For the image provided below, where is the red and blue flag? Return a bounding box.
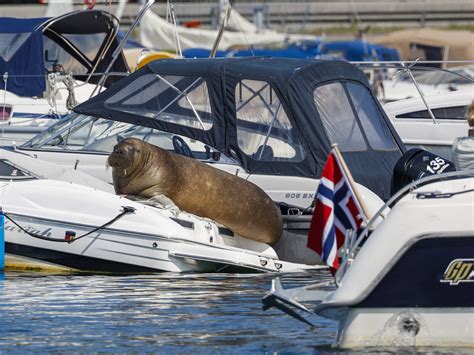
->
[307,150,365,270]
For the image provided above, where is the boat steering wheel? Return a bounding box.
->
[172,135,194,158]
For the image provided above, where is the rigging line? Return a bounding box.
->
[86,0,96,10]
[169,1,183,58]
[1,72,7,149]
[210,4,232,58]
[232,7,255,57]
[93,0,156,95]
[349,0,362,34]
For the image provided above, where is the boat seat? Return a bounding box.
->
[252,145,274,160]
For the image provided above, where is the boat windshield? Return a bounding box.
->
[22,112,226,161]
[413,66,474,87]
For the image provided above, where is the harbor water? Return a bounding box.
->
[0,270,469,353]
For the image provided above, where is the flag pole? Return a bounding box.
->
[331,143,371,221]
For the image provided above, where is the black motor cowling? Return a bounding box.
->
[391,148,456,194]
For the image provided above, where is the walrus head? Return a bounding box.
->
[108,138,170,196]
[108,138,144,177]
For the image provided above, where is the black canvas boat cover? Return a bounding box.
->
[75,57,405,200]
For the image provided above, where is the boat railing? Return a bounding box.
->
[1,71,128,118]
[335,169,474,285]
[351,60,474,67]
[352,60,474,86]
[351,59,474,123]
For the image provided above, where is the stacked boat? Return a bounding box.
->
[0,2,472,350]
[2,57,409,273]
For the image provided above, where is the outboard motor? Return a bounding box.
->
[391,148,456,194]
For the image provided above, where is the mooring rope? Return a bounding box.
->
[2,206,135,244]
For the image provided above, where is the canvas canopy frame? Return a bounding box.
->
[75,57,405,200]
[0,9,129,98]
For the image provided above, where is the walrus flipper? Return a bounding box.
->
[126,194,180,216]
[148,194,180,215]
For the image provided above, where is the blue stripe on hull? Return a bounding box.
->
[357,236,474,308]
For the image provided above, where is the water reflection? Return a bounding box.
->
[0,270,463,353]
[0,270,335,352]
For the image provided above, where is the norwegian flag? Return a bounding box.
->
[307,150,365,270]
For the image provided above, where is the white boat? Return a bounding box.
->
[0,149,323,273]
[0,9,130,145]
[263,170,474,347]
[139,5,313,52]
[358,61,474,104]
[384,88,474,159]
[356,61,473,161]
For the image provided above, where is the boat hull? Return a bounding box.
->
[263,175,474,348]
[4,213,221,273]
[336,307,474,348]
[2,179,322,273]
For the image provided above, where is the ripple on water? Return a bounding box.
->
[0,270,465,353]
[0,270,332,352]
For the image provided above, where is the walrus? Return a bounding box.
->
[107,138,283,244]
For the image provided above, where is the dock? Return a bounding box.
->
[5,255,76,273]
